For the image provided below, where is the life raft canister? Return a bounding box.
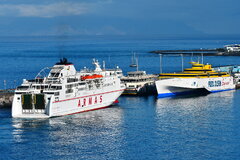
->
[81,74,103,80]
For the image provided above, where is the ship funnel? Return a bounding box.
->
[55,58,73,65]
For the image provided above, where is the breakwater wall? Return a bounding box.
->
[0,89,14,108]
[149,48,240,56]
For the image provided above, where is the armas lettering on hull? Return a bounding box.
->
[78,95,103,107]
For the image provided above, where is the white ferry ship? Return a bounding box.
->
[224,44,240,52]
[12,58,125,118]
[121,71,158,95]
[156,62,235,98]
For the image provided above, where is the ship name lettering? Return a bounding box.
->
[78,95,103,107]
[208,80,222,87]
[89,97,92,105]
[94,96,98,104]
[222,81,230,86]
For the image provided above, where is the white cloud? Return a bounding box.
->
[0,2,93,18]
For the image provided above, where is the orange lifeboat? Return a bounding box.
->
[81,74,103,80]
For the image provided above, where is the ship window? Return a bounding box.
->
[50,86,56,89]
[66,84,74,89]
[78,88,85,91]
[55,97,59,101]
[41,86,47,89]
[44,92,54,94]
[50,86,62,90]
[66,89,73,94]
[17,86,29,89]
[50,73,60,77]
[57,86,62,90]
[67,78,78,83]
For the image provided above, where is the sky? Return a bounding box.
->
[0,0,239,36]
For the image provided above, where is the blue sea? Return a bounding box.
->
[1,35,240,159]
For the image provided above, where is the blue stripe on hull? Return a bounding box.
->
[157,88,234,98]
[158,90,198,98]
[209,88,234,93]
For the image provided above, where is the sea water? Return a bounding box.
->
[0,35,240,159]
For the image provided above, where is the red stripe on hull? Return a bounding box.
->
[65,105,111,116]
[53,89,125,103]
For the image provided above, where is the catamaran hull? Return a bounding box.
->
[12,89,124,118]
[156,77,235,98]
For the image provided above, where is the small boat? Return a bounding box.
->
[121,71,158,95]
[129,53,137,67]
[123,55,158,95]
[224,44,240,52]
[12,58,125,118]
[155,61,235,98]
[129,64,137,67]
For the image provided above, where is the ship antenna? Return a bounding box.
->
[132,52,134,64]
[103,61,105,70]
[159,54,162,73]
[181,54,184,72]
[131,51,134,64]
[136,56,139,71]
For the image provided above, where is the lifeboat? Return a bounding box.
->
[81,74,103,80]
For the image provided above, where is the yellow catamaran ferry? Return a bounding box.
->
[155,61,235,98]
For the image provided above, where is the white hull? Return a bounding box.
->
[156,77,235,98]
[12,89,124,118]
[51,89,123,117]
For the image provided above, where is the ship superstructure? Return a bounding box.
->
[156,61,235,98]
[121,71,158,95]
[12,58,125,118]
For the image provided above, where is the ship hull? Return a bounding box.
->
[157,88,209,98]
[12,89,124,118]
[156,77,235,98]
